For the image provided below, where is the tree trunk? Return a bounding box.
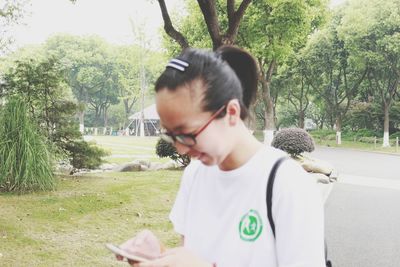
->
[95,107,101,126]
[104,106,108,128]
[335,116,342,145]
[157,0,189,49]
[260,61,276,145]
[244,106,256,133]
[383,103,390,147]
[299,110,305,129]
[78,110,85,134]
[261,79,275,145]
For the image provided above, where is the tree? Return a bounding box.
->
[45,34,120,128]
[240,0,328,143]
[159,0,328,144]
[1,53,107,170]
[273,55,312,129]
[339,0,400,146]
[0,0,27,53]
[157,0,252,50]
[301,9,368,144]
[111,45,140,125]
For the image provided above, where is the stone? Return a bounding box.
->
[55,161,73,175]
[100,163,117,171]
[299,155,334,176]
[118,163,142,172]
[309,173,330,184]
[161,161,178,170]
[148,162,163,171]
[140,165,149,171]
[131,159,151,168]
[329,168,339,182]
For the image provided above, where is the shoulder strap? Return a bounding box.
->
[266,157,287,238]
[266,157,332,266]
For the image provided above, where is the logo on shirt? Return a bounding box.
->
[239,209,263,242]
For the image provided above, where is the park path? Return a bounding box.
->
[309,146,400,267]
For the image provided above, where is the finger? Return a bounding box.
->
[115,254,124,261]
[137,256,172,267]
[128,259,140,266]
[160,246,183,256]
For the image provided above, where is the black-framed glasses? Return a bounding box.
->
[160,105,226,147]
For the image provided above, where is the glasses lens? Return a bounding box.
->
[175,135,196,146]
[160,133,174,144]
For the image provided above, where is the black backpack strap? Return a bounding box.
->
[266,157,332,266]
[266,157,287,238]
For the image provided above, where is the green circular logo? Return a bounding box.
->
[239,209,263,241]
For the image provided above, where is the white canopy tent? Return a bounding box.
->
[127,104,160,136]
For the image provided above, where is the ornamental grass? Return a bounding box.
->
[0,97,55,193]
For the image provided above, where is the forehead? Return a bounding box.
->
[156,81,205,131]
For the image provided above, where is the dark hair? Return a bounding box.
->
[154,45,258,119]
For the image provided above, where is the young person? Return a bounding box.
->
[122,46,325,267]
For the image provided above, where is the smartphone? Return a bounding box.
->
[105,243,150,262]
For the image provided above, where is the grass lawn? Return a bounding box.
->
[0,171,182,267]
[87,136,170,164]
[315,139,400,154]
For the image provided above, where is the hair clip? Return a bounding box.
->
[166,58,189,72]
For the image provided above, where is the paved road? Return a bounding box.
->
[310,146,400,180]
[309,147,400,267]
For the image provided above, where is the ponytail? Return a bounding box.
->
[215,46,259,112]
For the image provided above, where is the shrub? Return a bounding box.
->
[155,139,191,167]
[358,136,379,144]
[390,131,400,140]
[0,98,55,192]
[309,129,336,142]
[64,140,110,171]
[272,128,315,158]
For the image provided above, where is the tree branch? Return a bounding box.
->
[226,0,252,43]
[227,0,235,22]
[157,0,189,50]
[197,0,221,49]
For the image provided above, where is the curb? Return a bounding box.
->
[338,173,400,191]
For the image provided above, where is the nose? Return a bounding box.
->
[174,141,190,156]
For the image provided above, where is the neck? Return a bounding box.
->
[218,125,263,171]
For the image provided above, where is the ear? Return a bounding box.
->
[226,99,241,126]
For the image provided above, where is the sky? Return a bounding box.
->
[8,0,346,51]
[9,0,182,50]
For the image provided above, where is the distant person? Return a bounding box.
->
[114,46,325,267]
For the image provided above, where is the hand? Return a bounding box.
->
[134,247,212,267]
[113,229,162,265]
[115,254,140,266]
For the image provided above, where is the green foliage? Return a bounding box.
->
[44,34,120,127]
[1,53,108,170]
[390,131,400,139]
[338,0,400,136]
[0,98,55,193]
[275,103,298,129]
[357,136,379,144]
[44,34,165,128]
[155,138,191,167]
[341,129,379,144]
[64,140,109,171]
[309,129,336,141]
[272,128,315,157]
[0,0,28,53]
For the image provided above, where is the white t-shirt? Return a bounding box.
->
[169,146,325,267]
